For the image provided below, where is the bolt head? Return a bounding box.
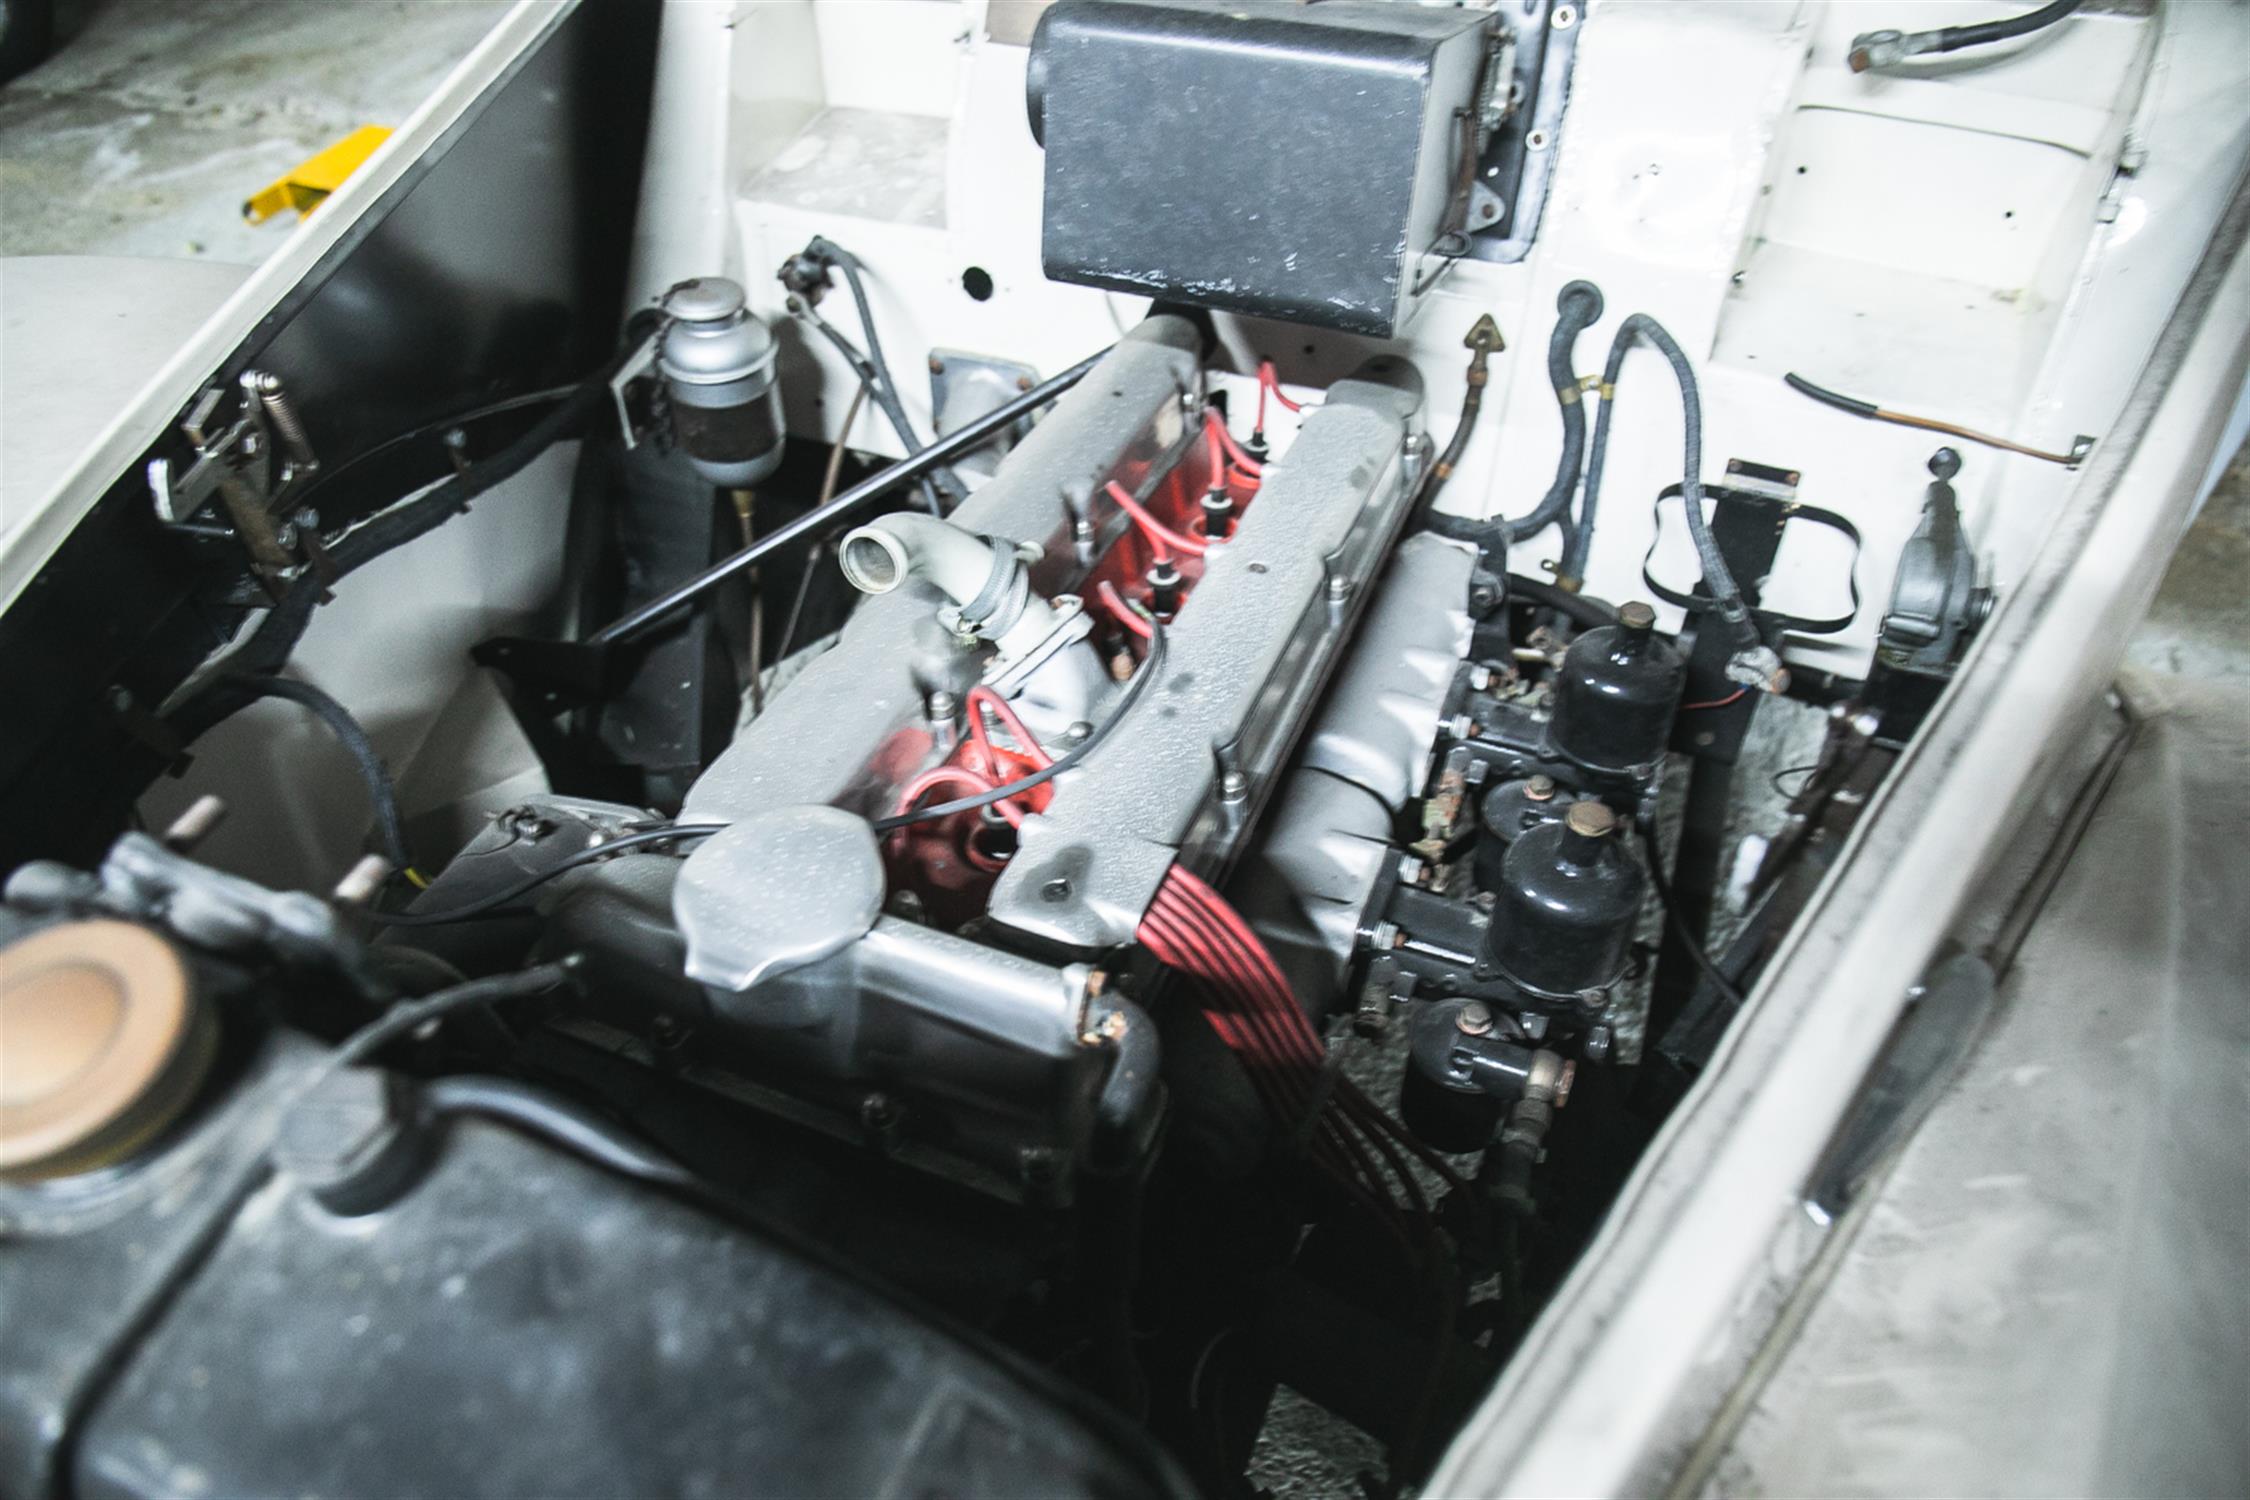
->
[1456,1002,1495,1036]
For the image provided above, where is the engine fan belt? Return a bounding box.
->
[1640,490,1863,638]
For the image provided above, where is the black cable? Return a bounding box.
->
[419,1075,694,1188]
[1782,371,1877,419]
[1504,573,1617,632]
[1769,763,1821,799]
[1851,0,2080,70]
[287,384,580,515]
[1636,817,1747,1011]
[166,314,661,744]
[1572,314,1756,646]
[217,674,412,871]
[1938,0,2081,50]
[369,824,723,927]
[871,615,1167,832]
[326,957,583,1070]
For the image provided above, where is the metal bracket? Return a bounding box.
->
[148,369,326,592]
[1469,0,1583,264]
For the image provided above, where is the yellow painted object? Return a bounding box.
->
[242,125,393,225]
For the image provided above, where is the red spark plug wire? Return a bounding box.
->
[1106,480,1204,559]
[1096,579,1153,639]
[1207,410,1264,481]
[1258,358,1304,414]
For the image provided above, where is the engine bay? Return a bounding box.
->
[3,0,2237,1494]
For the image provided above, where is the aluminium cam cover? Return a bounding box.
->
[988,363,1427,953]
[677,318,1200,830]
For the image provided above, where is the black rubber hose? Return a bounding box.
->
[797,304,946,517]
[217,674,411,870]
[1417,281,1603,549]
[1504,279,1606,545]
[1504,573,1617,632]
[166,315,660,744]
[1570,313,1755,644]
[806,236,966,509]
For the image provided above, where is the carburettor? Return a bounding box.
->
[1357,597,1687,1148]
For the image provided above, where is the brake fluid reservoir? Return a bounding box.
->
[658,277,783,488]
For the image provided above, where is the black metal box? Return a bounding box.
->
[1029,0,1496,337]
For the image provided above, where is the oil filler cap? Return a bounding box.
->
[0,920,215,1181]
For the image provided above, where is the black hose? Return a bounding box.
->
[1504,574,1616,632]
[797,303,946,517]
[805,236,965,510]
[1570,313,1755,644]
[1417,282,1603,552]
[166,315,660,744]
[420,1075,695,1188]
[370,823,723,927]
[217,675,412,871]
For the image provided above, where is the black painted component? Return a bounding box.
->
[1651,468,1815,1023]
[1472,776,1572,889]
[1482,804,1644,1000]
[1549,603,1686,777]
[671,389,782,474]
[1029,0,1495,335]
[2,1042,1185,1500]
[1400,1000,1541,1152]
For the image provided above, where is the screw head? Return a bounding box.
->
[1219,770,1249,802]
[1456,1002,1495,1036]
